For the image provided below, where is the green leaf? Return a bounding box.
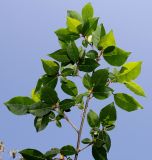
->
[41,59,59,76]
[114,93,143,112]
[78,58,99,72]
[82,17,99,36]
[56,120,62,128]
[29,102,52,117]
[45,148,60,159]
[67,10,82,22]
[92,69,109,87]
[92,24,106,48]
[55,28,80,41]
[61,68,74,77]
[61,79,78,96]
[81,138,92,144]
[48,49,71,63]
[124,81,145,97]
[87,109,100,128]
[60,145,76,156]
[92,145,107,160]
[86,50,98,59]
[67,41,79,63]
[98,131,111,152]
[34,115,49,132]
[99,102,116,127]
[103,47,131,66]
[67,17,81,33]
[83,73,93,90]
[35,75,58,93]
[82,3,94,22]
[31,89,40,102]
[116,61,142,82]
[93,86,113,100]
[4,97,35,115]
[98,30,116,50]
[19,149,45,160]
[59,99,75,111]
[40,86,58,105]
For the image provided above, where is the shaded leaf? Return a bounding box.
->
[60,145,76,156]
[86,50,98,59]
[67,10,82,22]
[81,138,92,144]
[45,148,60,159]
[114,93,143,112]
[59,99,75,110]
[92,145,107,160]
[83,73,93,90]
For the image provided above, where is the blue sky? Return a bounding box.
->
[0,0,152,159]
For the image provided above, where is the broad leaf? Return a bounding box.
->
[98,30,116,50]
[93,86,113,100]
[48,49,71,63]
[116,61,142,82]
[45,148,60,159]
[67,41,79,63]
[87,110,100,128]
[61,79,78,96]
[60,145,76,156]
[55,28,80,41]
[81,138,92,144]
[31,89,40,102]
[19,149,45,160]
[99,102,116,127]
[86,50,98,59]
[83,73,93,90]
[67,10,82,22]
[78,58,99,72]
[92,24,106,48]
[92,69,109,87]
[59,99,75,111]
[114,93,143,112]
[61,68,74,77]
[34,115,49,132]
[67,17,81,33]
[103,47,131,66]
[82,3,94,22]
[4,97,35,115]
[124,81,145,97]
[92,145,107,160]
[41,59,59,76]
[40,86,58,105]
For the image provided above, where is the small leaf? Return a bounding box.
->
[92,69,109,87]
[31,89,40,102]
[67,17,81,33]
[40,86,58,105]
[93,86,113,100]
[78,58,99,72]
[114,93,143,112]
[60,145,76,156]
[87,109,100,128]
[82,3,94,22]
[116,61,142,82]
[67,41,79,63]
[81,138,92,144]
[45,148,60,159]
[92,145,107,160]
[61,79,78,96]
[98,30,116,50]
[86,50,98,59]
[99,102,116,127]
[67,10,82,22]
[83,73,93,90]
[59,99,75,111]
[34,115,49,132]
[19,149,45,160]
[103,47,131,66]
[41,59,59,76]
[124,81,145,97]
[55,28,80,41]
[48,49,71,63]
[61,68,74,77]
[56,120,62,128]
[4,97,35,115]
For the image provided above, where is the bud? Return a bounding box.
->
[87,35,93,43]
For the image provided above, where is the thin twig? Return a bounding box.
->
[74,95,91,160]
[63,113,79,133]
[78,142,93,153]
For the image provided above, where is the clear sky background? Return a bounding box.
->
[0,0,152,159]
